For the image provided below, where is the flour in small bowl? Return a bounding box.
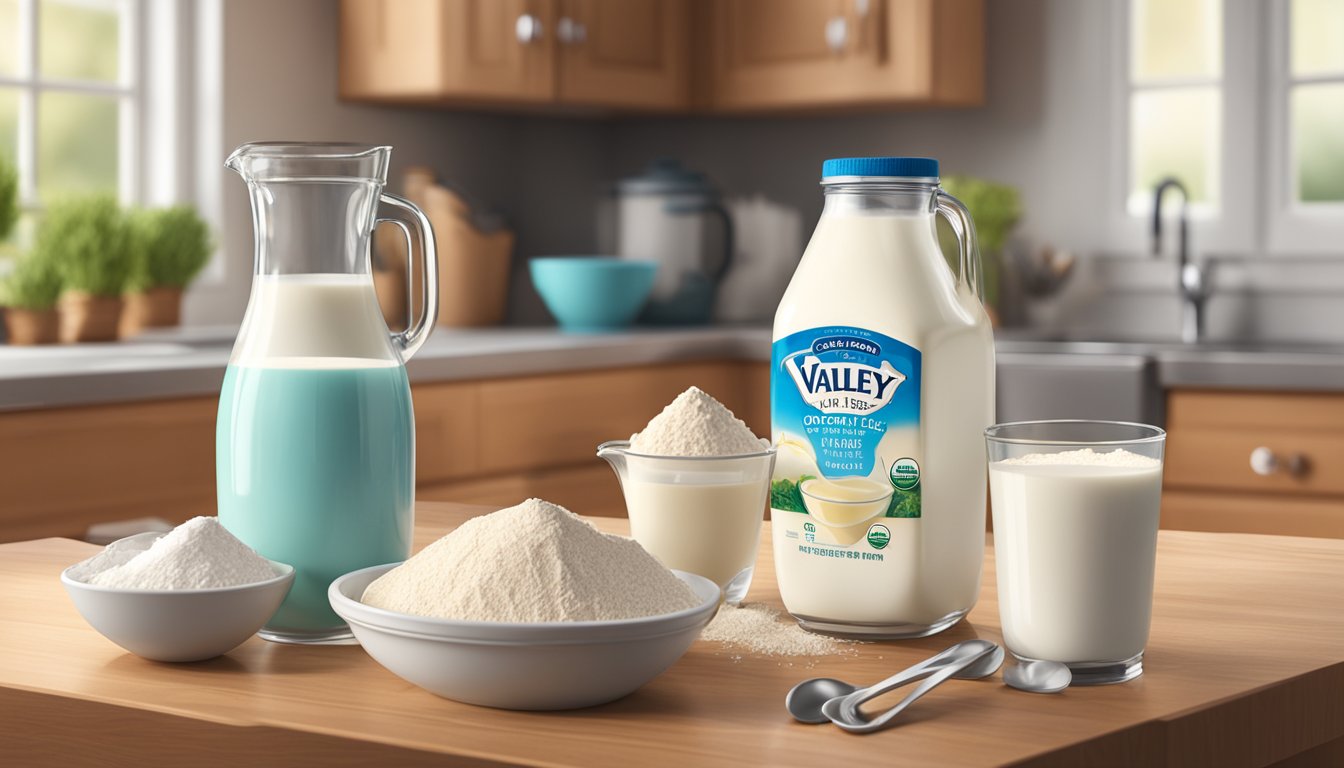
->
[71,516,278,590]
[630,386,764,457]
[361,498,703,622]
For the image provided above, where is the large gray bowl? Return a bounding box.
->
[330,563,721,710]
[61,532,293,663]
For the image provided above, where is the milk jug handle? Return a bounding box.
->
[377,193,440,361]
[934,191,985,303]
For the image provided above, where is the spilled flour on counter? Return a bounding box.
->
[361,498,702,622]
[74,516,277,590]
[630,386,764,457]
[701,602,859,661]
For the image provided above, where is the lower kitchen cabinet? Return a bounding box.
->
[0,360,769,542]
[1162,389,1344,539]
[420,464,626,517]
[0,397,218,543]
[10,367,1339,544]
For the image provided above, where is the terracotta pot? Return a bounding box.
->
[58,292,124,343]
[120,286,184,338]
[4,307,59,345]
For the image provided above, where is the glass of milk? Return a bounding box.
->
[597,441,776,604]
[985,420,1166,685]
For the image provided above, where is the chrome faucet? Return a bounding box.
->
[1151,177,1206,343]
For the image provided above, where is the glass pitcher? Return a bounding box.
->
[217,143,438,644]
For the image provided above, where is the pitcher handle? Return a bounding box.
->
[377,193,439,361]
[934,190,985,304]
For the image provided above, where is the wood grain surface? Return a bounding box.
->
[1,502,1342,767]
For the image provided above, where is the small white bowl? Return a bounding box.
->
[61,533,294,663]
[330,564,721,710]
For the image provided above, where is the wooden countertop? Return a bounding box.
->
[2,502,1342,767]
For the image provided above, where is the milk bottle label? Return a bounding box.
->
[772,326,922,550]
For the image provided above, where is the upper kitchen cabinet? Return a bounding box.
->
[339,0,982,113]
[555,0,691,110]
[339,0,688,111]
[339,0,554,105]
[709,0,984,112]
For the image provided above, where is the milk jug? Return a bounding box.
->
[770,157,993,637]
[218,143,439,643]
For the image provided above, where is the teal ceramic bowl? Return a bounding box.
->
[530,257,658,332]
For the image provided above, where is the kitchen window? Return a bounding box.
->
[0,0,139,208]
[0,0,213,261]
[1112,0,1344,257]
[1126,0,1223,215]
[1266,0,1344,252]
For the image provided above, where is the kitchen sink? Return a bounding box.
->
[995,342,1162,426]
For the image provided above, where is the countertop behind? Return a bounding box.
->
[0,326,772,411]
[1,325,1341,411]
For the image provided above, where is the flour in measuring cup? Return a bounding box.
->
[630,386,764,457]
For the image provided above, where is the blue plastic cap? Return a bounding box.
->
[822,157,939,179]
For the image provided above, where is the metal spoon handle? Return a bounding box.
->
[835,640,985,719]
[833,647,993,734]
[837,643,967,714]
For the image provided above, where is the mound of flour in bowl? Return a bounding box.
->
[361,498,702,622]
[630,386,763,456]
[75,516,277,590]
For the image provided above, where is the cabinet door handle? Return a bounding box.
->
[825,16,848,54]
[557,16,587,45]
[515,13,543,44]
[1250,446,1309,477]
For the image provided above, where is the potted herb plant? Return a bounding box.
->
[0,156,61,344]
[2,254,62,345]
[0,155,17,258]
[38,195,134,343]
[121,205,212,336]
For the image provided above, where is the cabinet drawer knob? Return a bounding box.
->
[516,13,543,45]
[825,16,848,54]
[557,17,587,45]
[1250,446,1309,477]
[1250,446,1278,476]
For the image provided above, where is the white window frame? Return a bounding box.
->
[1265,0,1344,255]
[1,0,142,207]
[1104,0,1260,259]
[0,0,224,284]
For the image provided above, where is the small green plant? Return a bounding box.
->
[940,176,1022,255]
[0,156,17,242]
[938,176,1022,310]
[2,253,62,310]
[126,205,212,291]
[35,195,133,297]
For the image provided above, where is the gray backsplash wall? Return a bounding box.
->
[609,0,1111,259]
[187,0,611,326]
[193,0,1341,341]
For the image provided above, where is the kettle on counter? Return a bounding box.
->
[599,159,734,325]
